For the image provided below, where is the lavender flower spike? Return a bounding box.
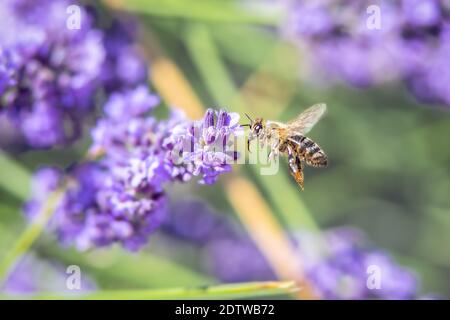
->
[25,88,243,251]
[164,108,243,184]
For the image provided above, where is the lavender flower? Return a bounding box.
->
[101,19,148,92]
[164,109,243,184]
[0,0,149,148]
[296,228,419,299]
[25,86,242,251]
[0,0,105,147]
[25,162,167,251]
[0,48,16,96]
[283,0,450,106]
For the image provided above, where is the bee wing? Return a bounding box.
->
[286,103,327,135]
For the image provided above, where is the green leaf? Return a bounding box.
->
[4,281,298,300]
[0,151,31,201]
[114,0,280,25]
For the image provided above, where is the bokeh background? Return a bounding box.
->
[1,0,450,299]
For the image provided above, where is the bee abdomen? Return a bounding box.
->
[306,149,327,167]
[295,136,327,167]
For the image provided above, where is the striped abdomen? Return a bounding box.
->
[289,135,327,167]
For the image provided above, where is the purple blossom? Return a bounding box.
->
[25,86,242,251]
[0,0,105,147]
[103,85,160,120]
[164,109,243,184]
[292,228,419,299]
[283,0,450,106]
[0,48,17,95]
[162,199,235,243]
[0,0,150,148]
[25,162,167,251]
[101,19,148,92]
[205,237,276,283]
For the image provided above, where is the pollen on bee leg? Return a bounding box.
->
[294,171,305,191]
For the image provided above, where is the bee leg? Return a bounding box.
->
[287,145,304,191]
[268,140,280,163]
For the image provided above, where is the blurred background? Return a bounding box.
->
[0,0,449,299]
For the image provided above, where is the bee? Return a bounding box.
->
[242,103,328,190]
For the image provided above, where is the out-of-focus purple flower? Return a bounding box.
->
[0,48,17,96]
[283,0,450,106]
[205,237,276,283]
[199,219,419,299]
[162,199,235,243]
[292,228,419,299]
[101,19,148,92]
[103,85,160,120]
[0,0,105,148]
[164,109,243,184]
[402,0,441,27]
[0,0,150,148]
[2,253,96,295]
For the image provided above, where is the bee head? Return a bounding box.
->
[242,114,264,152]
[251,118,264,137]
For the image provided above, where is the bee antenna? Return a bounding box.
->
[244,113,253,124]
[240,124,251,128]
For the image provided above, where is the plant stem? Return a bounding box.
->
[104,0,281,26]
[0,188,65,285]
[3,281,298,300]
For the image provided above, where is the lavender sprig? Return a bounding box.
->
[25,87,242,251]
[164,109,243,184]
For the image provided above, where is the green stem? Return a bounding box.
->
[0,188,64,284]
[3,281,298,300]
[112,0,281,26]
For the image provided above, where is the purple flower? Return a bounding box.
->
[25,162,167,251]
[103,85,160,120]
[101,19,148,92]
[0,0,150,148]
[164,109,243,184]
[283,0,450,106]
[0,0,104,147]
[0,48,17,95]
[402,0,441,27]
[162,199,235,243]
[205,237,276,283]
[25,87,242,251]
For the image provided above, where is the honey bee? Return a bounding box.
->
[242,103,328,190]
